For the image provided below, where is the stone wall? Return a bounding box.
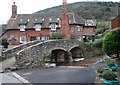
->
[15,40,81,69]
[1,40,43,59]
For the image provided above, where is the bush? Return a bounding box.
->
[96,21,110,35]
[107,59,115,67]
[97,67,104,74]
[70,34,78,40]
[50,33,65,39]
[103,71,117,80]
[94,38,103,48]
[80,42,105,57]
[0,38,8,42]
[0,38,8,44]
[102,30,120,56]
[43,55,50,63]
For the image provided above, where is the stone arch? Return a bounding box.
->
[50,48,70,63]
[69,45,80,52]
[49,47,67,53]
[69,46,83,59]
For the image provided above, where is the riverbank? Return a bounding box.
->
[0,55,109,73]
[55,55,109,67]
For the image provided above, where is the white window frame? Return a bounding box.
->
[34,24,41,31]
[50,23,57,31]
[37,37,40,40]
[77,26,81,32]
[19,24,25,31]
[20,36,26,44]
[41,36,48,40]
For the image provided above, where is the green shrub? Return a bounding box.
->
[0,38,8,42]
[50,33,65,39]
[97,67,104,74]
[0,38,8,44]
[94,38,103,48]
[103,71,117,80]
[96,21,110,35]
[70,34,78,40]
[43,55,50,63]
[107,59,115,67]
[103,30,120,56]
[80,42,105,57]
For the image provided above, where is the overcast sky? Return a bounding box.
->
[0,0,119,24]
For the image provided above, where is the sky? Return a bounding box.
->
[0,0,119,24]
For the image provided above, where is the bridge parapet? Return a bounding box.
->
[16,40,81,69]
[1,40,43,59]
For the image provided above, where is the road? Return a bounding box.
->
[16,66,96,84]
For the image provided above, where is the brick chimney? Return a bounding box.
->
[60,0,70,39]
[11,2,17,18]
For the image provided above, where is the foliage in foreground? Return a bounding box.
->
[106,58,116,67]
[81,42,105,58]
[103,71,117,80]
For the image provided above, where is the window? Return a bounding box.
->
[37,37,40,40]
[30,36,36,41]
[34,24,41,31]
[77,26,81,32]
[50,23,57,31]
[20,36,26,44]
[41,36,48,40]
[19,24,25,31]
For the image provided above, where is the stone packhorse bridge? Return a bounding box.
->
[15,40,82,69]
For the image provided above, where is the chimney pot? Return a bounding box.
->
[13,2,15,5]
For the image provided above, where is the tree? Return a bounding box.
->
[103,29,120,57]
[102,28,120,79]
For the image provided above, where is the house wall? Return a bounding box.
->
[5,24,96,45]
[6,29,51,45]
[25,29,50,41]
[69,25,83,34]
[83,26,96,35]
[69,24,84,41]
[111,16,120,29]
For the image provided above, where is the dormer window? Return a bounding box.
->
[19,24,25,31]
[50,23,58,31]
[34,23,41,31]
